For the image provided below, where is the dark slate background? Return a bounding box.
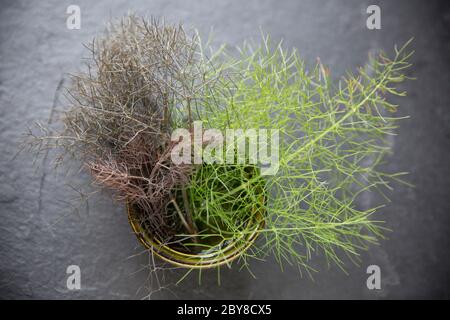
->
[0,0,449,299]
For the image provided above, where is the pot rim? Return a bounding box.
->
[127,203,265,269]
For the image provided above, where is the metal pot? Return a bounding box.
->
[127,203,264,269]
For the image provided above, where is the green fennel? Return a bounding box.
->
[175,36,413,275]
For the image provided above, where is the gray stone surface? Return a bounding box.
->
[0,0,449,299]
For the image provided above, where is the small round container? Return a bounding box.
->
[127,204,264,269]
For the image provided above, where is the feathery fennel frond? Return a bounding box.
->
[186,38,413,272]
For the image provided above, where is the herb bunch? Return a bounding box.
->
[28,15,220,241]
[27,14,413,276]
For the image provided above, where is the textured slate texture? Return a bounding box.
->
[0,0,449,299]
